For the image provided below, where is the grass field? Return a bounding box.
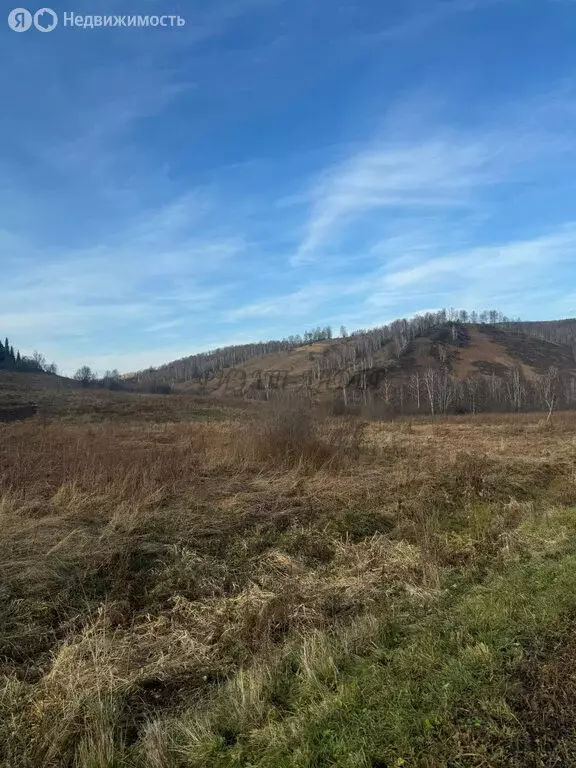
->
[2,391,576,766]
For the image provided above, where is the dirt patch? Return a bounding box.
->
[0,404,38,423]
[451,327,534,380]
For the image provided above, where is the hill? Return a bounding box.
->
[128,313,576,415]
[0,370,80,422]
[0,370,78,392]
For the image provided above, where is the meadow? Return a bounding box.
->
[2,391,576,766]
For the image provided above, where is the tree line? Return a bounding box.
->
[72,366,124,390]
[127,325,336,389]
[331,364,572,419]
[0,337,57,374]
[180,355,574,418]
[0,334,127,391]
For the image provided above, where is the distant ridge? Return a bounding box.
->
[125,311,576,414]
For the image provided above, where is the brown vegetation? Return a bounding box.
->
[2,390,576,766]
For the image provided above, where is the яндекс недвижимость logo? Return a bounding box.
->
[8,7,58,31]
[7,8,185,30]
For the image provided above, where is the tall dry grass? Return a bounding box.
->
[231,400,365,470]
[1,395,576,766]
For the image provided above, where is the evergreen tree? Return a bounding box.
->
[0,334,53,372]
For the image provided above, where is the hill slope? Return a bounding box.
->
[129,320,576,413]
[0,371,80,421]
[0,370,79,395]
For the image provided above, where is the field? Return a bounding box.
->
[2,390,576,766]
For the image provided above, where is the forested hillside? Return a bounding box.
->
[129,311,515,386]
[127,310,576,415]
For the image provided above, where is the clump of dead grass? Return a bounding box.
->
[232,400,364,471]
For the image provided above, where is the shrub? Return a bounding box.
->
[238,399,363,471]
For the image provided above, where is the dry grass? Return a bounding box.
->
[2,392,576,766]
[231,400,365,471]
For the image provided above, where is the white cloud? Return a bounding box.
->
[0,187,247,371]
[228,224,576,328]
[291,138,497,265]
[289,77,576,269]
[381,225,576,291]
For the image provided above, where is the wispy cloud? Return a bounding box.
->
[291,138,497,265]
[230,224,576,332]
[0,186,248,372]
[375,225,576,299]
[290,83,576,267]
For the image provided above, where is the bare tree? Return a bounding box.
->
[424,368,436,415]
[509,367,524,412]
[101,369,121,389]
[74,365,96,387]
[394,332,409,357]
[383,377,391,405]
[32,351,46,371]
[409,372,421,410]
[541,366,559,421]
[437,369,455,414]
[466,379,479,415]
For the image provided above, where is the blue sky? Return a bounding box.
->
[3,0,576,374]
